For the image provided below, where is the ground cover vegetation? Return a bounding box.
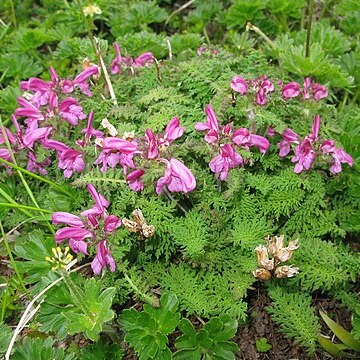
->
[0,0,359,359]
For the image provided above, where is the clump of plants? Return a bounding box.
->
[0,0,359,359]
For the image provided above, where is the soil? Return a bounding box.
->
[234,282,357,360]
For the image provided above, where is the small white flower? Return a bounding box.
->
[83,4,102,17]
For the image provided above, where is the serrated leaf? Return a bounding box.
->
[14,230,54,284]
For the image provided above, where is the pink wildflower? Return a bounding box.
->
[231,76,247,95]
[91,240,116,274]
[209,143,243,180]
[126,169,145,192]
[195,105,220,144]
[282,82,301,99]
[156,158,196,194]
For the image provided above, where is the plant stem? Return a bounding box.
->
[0,158,77,201]
[305,0,315,58]
[0,203,52,213]
[94,36,118,106]
[123,271,156,306]
[0,221,30,299]
[0,187,32,218]
[9,0,17,29]
[339,91,349,112]
[247,22,276,50]
[203,26,211,46]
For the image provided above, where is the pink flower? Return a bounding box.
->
[52,211,94,255]
[145,129,159,159]
[156,158,196,194]
[321,140,353,174]
[145,118,185,159]
[81,183,110,218]
[132,52,153,67]
[328,148,353,174]
[58,97,87,126]
[163,117,185,143]
[104,215,122,233]
[15,97,44,121]
[126,169,145,192]
[26,152,51,175]
[195,105,220,144]
[278,129,299,157]
[231,76,247,95]
[231,128,270,154]
[282,82,301,99]
[94,149,121,173]
[209,143,243,180]
[79,111,104,146]
[292,139,316,173]
[22,126,52,149]
[62,66,99,96]
[102,137,138,153]
[111,42,122,74]
[91,240,115,274]
[58,149,85,178]
[253,76,274,106]
[44,139,85,178]
[312,83,328,101]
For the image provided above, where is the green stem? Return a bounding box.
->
[0,221,30,299]
[0,118,54,234]
[0,203,52,213]
[305,0,315,58]
[9,0,17,29]
[339,91,349,112]
[0,158,77,201]
[0,187,32,218]
[61,271,95,322]
[123,271,156,306]
[247,22,276,50]
[203,26,211,46]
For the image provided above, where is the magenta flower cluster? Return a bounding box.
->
[195,105,270,180]
[231,75,328,105]
[52,184,121,274]
[0,66,99,177]
[273,115,353,174]
[93,117,196,194]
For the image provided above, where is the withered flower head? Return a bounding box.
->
[255,245,274,270]
[253,268,272,281]
[267,235,284,257]
[275,265,299,278]
[123,209,155,238]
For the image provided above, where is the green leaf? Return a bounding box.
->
[319,311,360,351]
[80,341,123,360]
[255,337,272,352]
[317,335,347,357]
[61,278,115,341]
[14,230,54,284]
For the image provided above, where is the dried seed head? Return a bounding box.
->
[255,245,274,270]
[253,268,272,281]
[267,235,285,257]
[132,209,145,227]
[142,224,155,238]
[275,265,299,278]
[122,218,139,233]
[101,118,118,136]
[123,209,155,238]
